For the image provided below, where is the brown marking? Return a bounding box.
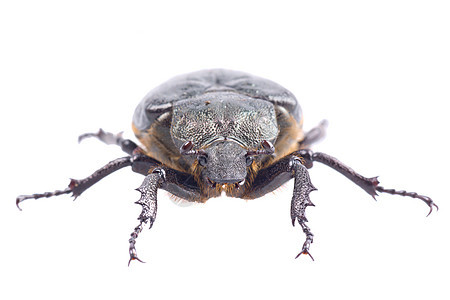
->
[132,120,188,173]
[259,107,303,170]
[244,160,260,191]
[131,104,305,203]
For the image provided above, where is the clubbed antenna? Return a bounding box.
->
[246,140,275,156]
[179,141,207,156]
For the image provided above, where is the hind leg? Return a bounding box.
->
[299,120,328,148]
[78,128,143,155]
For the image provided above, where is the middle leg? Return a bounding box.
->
[298,150,438,215]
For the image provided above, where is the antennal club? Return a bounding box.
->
[246,140,275,156]
[180,141,207,156]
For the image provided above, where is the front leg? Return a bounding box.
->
[128,168,165,265]
[16,153,205,264]
[244,156,317,260]
[290,157,317,260]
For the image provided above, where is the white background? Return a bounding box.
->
[1,1,449,299]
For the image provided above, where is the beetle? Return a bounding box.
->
[17,69,437,264]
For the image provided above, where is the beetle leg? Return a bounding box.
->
[375,187,438,217]
[131,155,203,200]
[16,156,133,210]
[15,188,72,210]
[129,168,165,266]
[299,120,328,148]
[79,128,143,155]
[290,157,317,260]
[299,150,438,216]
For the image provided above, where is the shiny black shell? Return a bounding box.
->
[133,69,302,132]
[132,69,304,173]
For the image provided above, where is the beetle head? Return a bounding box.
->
[180,140,274,186]
[200,140,249,184]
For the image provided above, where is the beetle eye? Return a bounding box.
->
[246,156,253,166]
[198,155,208,166]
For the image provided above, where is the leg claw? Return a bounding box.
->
[426,202,439,217]
[295,249,315,261]
[128,248,146,266]
[128,256,145,266]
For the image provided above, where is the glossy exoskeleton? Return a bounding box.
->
[17,69,437,264]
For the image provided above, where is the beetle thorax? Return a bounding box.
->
[171,92,278,150]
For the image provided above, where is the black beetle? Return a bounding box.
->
[17,69,437,264]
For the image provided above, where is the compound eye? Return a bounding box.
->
[245,156,253,166]
[198,155,208,166]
